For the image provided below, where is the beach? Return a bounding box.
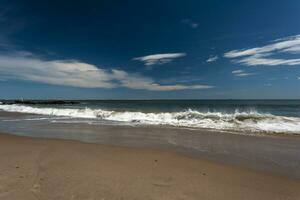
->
[1,132,300,200]
[0,101,300,199]
[1,0,300,199]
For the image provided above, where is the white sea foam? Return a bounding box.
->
[0,104,299,134]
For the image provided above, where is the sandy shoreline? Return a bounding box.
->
[0,133,300,200]
[1,114,300,179]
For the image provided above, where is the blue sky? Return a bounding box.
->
[0,0,300,99]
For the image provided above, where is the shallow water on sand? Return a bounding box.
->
[0,111,300,179]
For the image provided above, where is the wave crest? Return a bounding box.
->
[0,104,299,134]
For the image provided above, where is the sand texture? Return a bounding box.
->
[0,133,300,200]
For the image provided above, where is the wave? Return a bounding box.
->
[0,104,299,134]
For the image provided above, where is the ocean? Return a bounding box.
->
[0,100,299,134]
[1,99,300,177]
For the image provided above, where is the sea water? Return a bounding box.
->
[0,100,299,134]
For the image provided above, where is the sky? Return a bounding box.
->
[0,0,300,99]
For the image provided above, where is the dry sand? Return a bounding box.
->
[0,133,300,200]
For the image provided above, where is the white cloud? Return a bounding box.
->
[234,73,256,77]
[206,55,218,63]
[0,52,213,91]
[133,53,186,66]
[234,54,300,66]
[181,19,199,29]
[297,77,300,80]
[224,34,300,66]
[232,69,255,77]
[232,70,244,74]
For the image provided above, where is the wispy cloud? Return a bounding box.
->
[206,55,218,63]
[235,73,256,77]
[181,19,199,29]
[0,52,213,91]
[160,76,203,84]
[232,70,244,74]
[224,34,300,66]
[232,70,255,77]
[133,53,186,66]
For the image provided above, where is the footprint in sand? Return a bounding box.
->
[152,176,173,187]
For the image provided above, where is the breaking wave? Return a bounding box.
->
[0,104,299,134]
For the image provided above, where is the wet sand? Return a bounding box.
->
[0,133,300,200]
[1,115,300,178]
